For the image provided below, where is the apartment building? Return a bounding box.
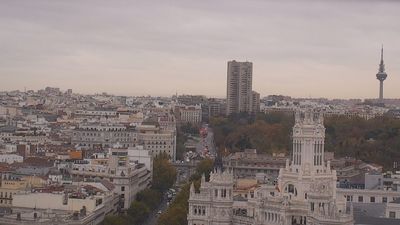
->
[0,182,119,225]
[137,125,176,160]
[69,153,151,210]
[226,60,253,115]
[0,172,47,207]
[252,91,260,113]
[176,105,202,125]
[71,123,137,149]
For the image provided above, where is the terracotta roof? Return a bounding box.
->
[236,179,258,190]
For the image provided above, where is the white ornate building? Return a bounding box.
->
[188,109,354,225]
[70,152,151,210]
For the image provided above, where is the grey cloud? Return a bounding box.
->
[0,0,399,98]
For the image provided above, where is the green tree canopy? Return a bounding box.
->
[194,158,214,181]
[101,215,128,225]
[152,153,177,192]
[211,112,293,155]
[136,188,162,210]
[127,201,150,224]
[157,205,188,225]
[157,159,214,225]
[211,112,400,170]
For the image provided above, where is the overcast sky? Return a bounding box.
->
[0,0,399,99]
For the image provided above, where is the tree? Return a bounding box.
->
[211,113,293,155]
[157,205,188,225]
[152,153,177,192]
[195,158,214,181]
[127,201,150,224]
[323,115,400,170]
[157,159,213,225]
[136,189,162,210]
[211,112,400,170]
[103,153,180,225]
[157,183,190,225]
[101,215,128,225]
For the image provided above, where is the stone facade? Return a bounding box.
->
[69,154,151,210]
[71,124,176,160]
[71,124,137,149]
[222,149,286,179]
[188,109,354,225]
[136,125,176,161]
[176,105,202,125]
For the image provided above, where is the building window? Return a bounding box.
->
[370,196,375,203]
[121,186,125,192]
[383,197,387,203]
[389,211,396,218]
[215,189,218,197]
[358,196,363,202]
[222,189,227,198]
[287,184,295,194]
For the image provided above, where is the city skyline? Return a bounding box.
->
[1,0,399,99]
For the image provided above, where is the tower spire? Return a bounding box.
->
[376,45,388,104]
[379,44,386,73]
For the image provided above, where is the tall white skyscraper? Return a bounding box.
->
[226,60,253,116]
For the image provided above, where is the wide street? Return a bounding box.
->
[195,124,216,158]
[143,124,217,224]
[142,191,170,225]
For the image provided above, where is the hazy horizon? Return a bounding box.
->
[1,0,399,99]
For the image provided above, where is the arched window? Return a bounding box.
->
[285,184,297,196]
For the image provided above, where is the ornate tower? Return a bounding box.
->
[277,108,353,225]
[278,109,333,203]
[376,46,388,103]
[187,169,234,225]
[291,110,325,173]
